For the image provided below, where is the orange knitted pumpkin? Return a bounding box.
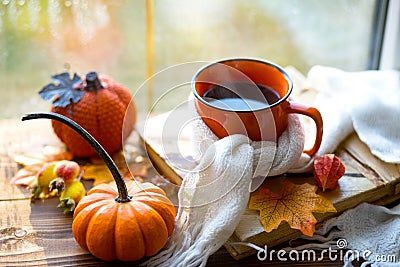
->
[39,72,136,158]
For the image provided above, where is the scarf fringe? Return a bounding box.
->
[143,223,219,267]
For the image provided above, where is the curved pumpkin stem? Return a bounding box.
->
[22,112,132,203]
[85,72,103,92]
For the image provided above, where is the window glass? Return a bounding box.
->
[0,0,376,118]
[154,0,376,71]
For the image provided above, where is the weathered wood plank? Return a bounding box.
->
[0,198,138,266]
[0,119,62,157]
[0,156,32,201]
[0,119,63,201]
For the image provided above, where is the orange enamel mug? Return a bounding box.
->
[191,58,323,157]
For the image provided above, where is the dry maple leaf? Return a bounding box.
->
[249,180,336,236]
[83,151,151,186]
[83,163,150,186]
[82,164,115,186]
[83,152,128,185]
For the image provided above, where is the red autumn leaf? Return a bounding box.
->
[249,180,336,236]
[314,154,346,192]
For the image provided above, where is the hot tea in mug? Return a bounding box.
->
[202,81,280,111]
[192,58,323,156]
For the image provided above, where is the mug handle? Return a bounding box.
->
[284,102,323,157]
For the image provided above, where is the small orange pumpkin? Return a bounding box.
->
[22,112,176,262]
[39,72,136,158]
[72,181,175,261]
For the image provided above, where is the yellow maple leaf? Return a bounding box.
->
[249,180,336,236]
[82,164,115,186]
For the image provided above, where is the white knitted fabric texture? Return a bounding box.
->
[312,66,400,164]
[290,202,400,267]
[144,108,306,267]
[292,66,400,173]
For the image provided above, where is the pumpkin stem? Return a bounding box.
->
[22,112,132,203]
[85,72,103,92]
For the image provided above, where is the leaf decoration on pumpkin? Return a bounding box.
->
[39,72,84,107]
[249,180,336,236]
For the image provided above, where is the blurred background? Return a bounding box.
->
[0,0,380,118]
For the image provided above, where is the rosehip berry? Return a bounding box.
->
[58,181,86,214]
[54,160,81,184]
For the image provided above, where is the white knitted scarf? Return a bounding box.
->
[144,110,306,267]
